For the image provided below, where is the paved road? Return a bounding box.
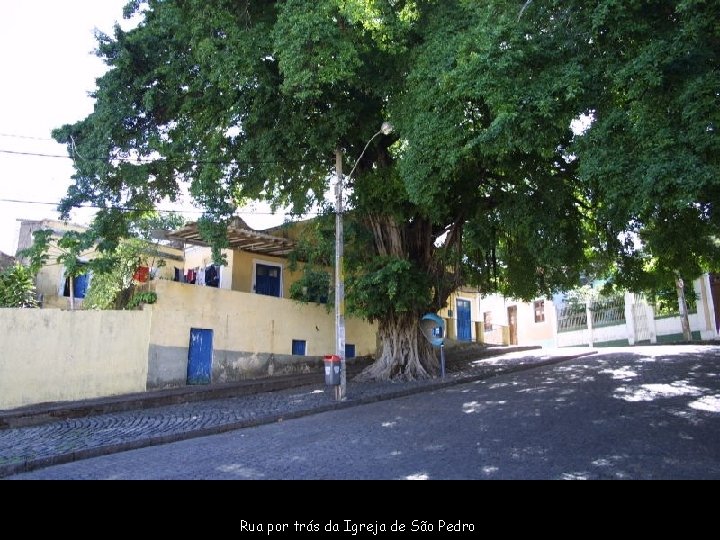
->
[7,345,720,479]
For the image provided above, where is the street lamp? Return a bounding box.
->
[334,121,393,401]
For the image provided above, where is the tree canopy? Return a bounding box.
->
[54,0,720,378]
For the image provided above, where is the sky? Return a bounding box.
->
[0,1,284,257]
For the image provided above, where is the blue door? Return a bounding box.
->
[187,328,213,385]
[255,264,281,297]
[456,299,472,341]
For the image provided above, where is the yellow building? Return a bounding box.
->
[142,217,378,388]
[15,218,183,309]
[168,217,306,297]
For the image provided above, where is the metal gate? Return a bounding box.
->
[632,295,652,343]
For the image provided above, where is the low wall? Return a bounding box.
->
[0,309,151,410]
[146,281,378,389]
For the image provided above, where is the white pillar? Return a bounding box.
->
[696,274,717,340]
[624,291,636,346]
[646,297,657,344]
[550,299,559,348]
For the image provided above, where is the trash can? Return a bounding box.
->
[323,355,342,386]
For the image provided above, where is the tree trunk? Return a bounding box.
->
[352,211,460,382]
[69,275,75,311]
[675,275,692,342]
[355,312,439,382]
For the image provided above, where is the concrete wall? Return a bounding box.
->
[0,309,150,410]
[146,280,377,388]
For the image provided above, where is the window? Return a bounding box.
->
[345,344,356,359]
[292,340,306,356]
[205,264,220,287]
[483,311,493,331]
[534,300,545,323]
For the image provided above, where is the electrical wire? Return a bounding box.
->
[0,133,55,142]
[0,148,316,166]
[0,197,323,216]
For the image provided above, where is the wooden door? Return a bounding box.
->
[507,306,518,345]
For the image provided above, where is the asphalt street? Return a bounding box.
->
[7,345,720,479]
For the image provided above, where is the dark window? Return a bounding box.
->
[205,264,220,287]
[345,344,356,359]
[292,340,306,356]
[534,300,545,323]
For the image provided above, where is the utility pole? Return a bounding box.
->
[334,149,347,401]
[332,123,393,402]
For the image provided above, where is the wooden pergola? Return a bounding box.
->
[165,217,297,257]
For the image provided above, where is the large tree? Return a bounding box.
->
[497,0,720,337]
[54,0,618,380]
[53,0,594,379]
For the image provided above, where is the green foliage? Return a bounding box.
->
[83,238,147,309]
[286,216,334,306]
[18,229,52,275]
[84,212,182,309]
[289,267,331,305]
[126,291,157,310]
[346,256,433,323]
[55,230,96,283]
[0,264,38,308]
[53,1,720,345]
[652,285,698,317]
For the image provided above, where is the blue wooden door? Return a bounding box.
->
[256,264,281,297]
[456,299,472,341]
[187,328,213,385]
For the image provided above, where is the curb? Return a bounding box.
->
[0,350,596,478]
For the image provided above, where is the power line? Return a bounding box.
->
[0,148,317,166]
[0,197,323,216]
[0,149,73,160]
[0,133,55,142]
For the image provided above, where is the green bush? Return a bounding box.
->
[0,264,39,308]
[126,291,157,310]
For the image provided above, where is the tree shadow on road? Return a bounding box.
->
[391,345,720,480]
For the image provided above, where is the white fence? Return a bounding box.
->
[554,292,709,347]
